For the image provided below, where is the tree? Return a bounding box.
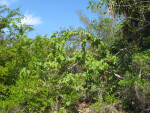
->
[0,5,34,103]
[76,6,118,46]
[89,0,150,49]
[88,0,150,112]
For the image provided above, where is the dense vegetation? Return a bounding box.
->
[0,0,150,112]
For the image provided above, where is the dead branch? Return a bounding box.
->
[105,71,123,79]
[115,48,127,56]
[139,69,142,79]
[68,61,79,69]
[114,73,122,79]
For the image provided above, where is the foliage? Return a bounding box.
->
[76,8,118,47]
[0,1,150,112]
[88,0,150,112]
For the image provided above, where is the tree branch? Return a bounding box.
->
[68,61,79,69]
[105,71,123,79]
[114,73,122,79]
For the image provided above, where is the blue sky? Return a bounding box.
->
[0,0,96,38]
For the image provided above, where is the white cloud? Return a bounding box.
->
[0,0,17,6]
[0,0,8,6]
[21,14,42,25]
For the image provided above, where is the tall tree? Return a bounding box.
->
[76,8,118,46]
[88,0,150,112]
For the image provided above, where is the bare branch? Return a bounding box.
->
[115,48,127,56]
[105,71,123,79]
[68,61,79,69]
[139,69,142,79]
[114,73,122,79]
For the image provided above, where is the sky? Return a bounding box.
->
[0,0,97,38]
